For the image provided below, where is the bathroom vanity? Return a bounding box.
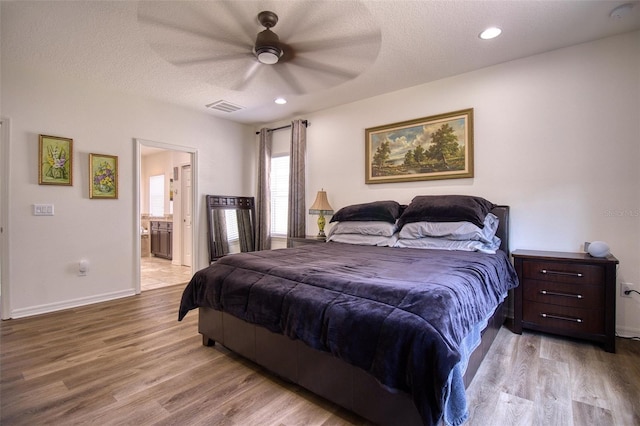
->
[150,220,172,260]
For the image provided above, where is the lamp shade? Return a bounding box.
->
[309,190,333,215]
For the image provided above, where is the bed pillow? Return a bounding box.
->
[330,200,402,224]
[397,195,495,229]
[328,233,399,247]
[398,213,499,243]
[394,235,501,254]
[328,221,397,237]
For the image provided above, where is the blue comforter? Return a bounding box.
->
[179,243,518,425]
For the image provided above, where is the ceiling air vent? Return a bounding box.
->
[205,100,244,113]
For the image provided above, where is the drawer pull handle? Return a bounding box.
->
[540,290,583,299]
[540,313,583,323]
[540,269,583,278]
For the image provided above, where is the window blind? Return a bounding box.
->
[149,175,165,217]
[271,155,289,236]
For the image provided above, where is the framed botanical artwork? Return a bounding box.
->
[365,108,474,184]
[38,135,73,185]
[89,153,118,199]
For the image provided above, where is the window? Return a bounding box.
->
[224,209,239,242]
[270,155,289,236]
[149,175,164,217]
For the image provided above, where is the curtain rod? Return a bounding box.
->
[255,120,309,135]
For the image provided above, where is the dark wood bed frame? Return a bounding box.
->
[197,206,510,425]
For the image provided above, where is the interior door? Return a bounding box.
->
[181,165,192,267]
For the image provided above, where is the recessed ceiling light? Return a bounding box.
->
[479,27,502,40]
[274,97,287,105]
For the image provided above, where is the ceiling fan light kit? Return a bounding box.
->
[256,43,282,65]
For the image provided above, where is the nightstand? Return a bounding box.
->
[288,236,327,248]
[512,250,618,353]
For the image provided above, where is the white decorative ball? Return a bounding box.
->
[587,241,610,258]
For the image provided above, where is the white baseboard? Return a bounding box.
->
[9,289,136,319]
[616,325,640,339]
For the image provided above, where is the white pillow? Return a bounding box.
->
[327,221,397,237]
[394,235,501,254]
[398,213,499,244]
[327,233,399,246]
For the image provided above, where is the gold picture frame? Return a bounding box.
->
[38,135,73,185]
[89,153,118,199]
[365,108,474,184]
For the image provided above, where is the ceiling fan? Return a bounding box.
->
[137,1,382,96]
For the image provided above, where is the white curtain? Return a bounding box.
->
[256,128,272,250]
[287,120,306,243]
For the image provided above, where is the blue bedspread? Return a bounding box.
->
[179,243,518,425]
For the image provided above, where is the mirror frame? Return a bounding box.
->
[205,195,256,263]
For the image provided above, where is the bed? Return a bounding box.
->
[179,196,519,426]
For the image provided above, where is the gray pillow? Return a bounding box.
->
[398,212,499,243]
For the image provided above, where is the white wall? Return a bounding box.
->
[289,31,639,335]
[2,63,255,318]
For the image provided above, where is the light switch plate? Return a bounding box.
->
[33,204,54,216]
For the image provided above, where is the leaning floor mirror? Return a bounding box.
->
[205,195,256,263]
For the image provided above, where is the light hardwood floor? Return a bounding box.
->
[1,284,638,425]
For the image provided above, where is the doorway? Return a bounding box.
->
[135,139,197,294]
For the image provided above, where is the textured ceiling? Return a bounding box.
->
[2,1,639,125]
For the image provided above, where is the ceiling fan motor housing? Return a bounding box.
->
[255,11,282,64]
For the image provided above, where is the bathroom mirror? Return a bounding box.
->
[206,195,256,263]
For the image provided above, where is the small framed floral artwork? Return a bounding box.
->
[89,153,118,199]
[38,135,73,185]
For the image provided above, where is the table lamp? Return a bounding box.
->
[309,189,333,239]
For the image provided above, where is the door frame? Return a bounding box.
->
[0,118,11,319]
[180,164,192,267]
[134,138,198,294]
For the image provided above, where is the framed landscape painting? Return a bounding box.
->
[365,108,474,184]
[89,153,118,199]
[38,135,73,185]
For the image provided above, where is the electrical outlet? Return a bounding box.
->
[621,282,635,298]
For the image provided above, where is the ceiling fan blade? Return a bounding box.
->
[273,64,305,95]
[273,1,314,39]
[289,32,381,54]
[232,62,262,92]
[138,14,250,50]
[171,52,254,66]
[216,0,257,42]
[278,1,379,40]
[287,57,360,80]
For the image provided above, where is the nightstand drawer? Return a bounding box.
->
[523,301,604,335]
[522,261,603,285]
[522,280,604,309]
